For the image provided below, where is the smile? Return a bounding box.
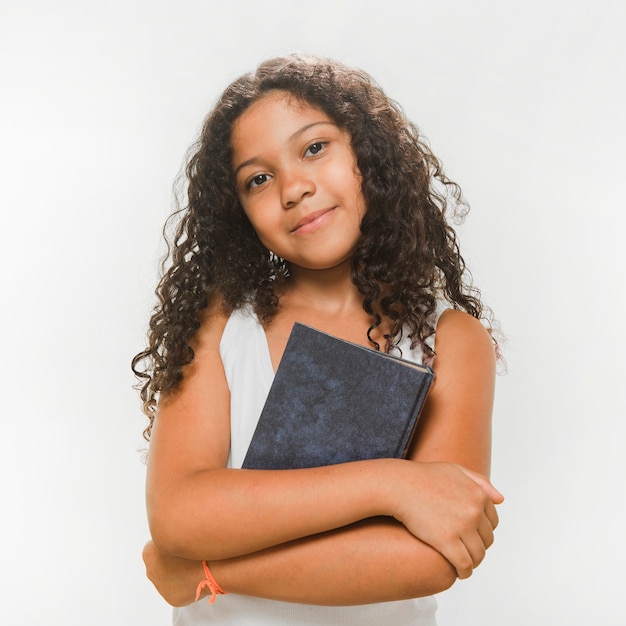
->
[291,208,336,235]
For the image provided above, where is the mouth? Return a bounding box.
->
[291,207,335,234]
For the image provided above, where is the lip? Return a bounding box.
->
[291,207,336,234]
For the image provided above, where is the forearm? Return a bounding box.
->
[214,518,456,605]
[144,518,456,608]
[147,459,398,561]
[149,459,501,582]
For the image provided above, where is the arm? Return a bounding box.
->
[145,308,501,604]
[146,309,400,561]
[144,518,456,608]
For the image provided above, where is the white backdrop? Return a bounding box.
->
[1,1,624,624]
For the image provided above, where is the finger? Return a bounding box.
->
[459,467,505,504]
[441,538,475,580]
[485,499,499,530]
[477,516,495,550]
[461,529,487,569]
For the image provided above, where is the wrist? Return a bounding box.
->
[364,457,409,519]
[196,560,228,604]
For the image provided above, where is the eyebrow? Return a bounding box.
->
[233,121,335,178]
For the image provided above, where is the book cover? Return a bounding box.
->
[242,323,434,470]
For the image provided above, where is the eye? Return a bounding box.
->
[246,173,271,189]
[304,141,327,157]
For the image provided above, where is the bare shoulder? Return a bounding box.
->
[435,308,495,364]
[188,297,231,354]
[157,299,231,401]
[437,309,493,348]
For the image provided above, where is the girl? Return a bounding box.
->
[134,54,503,625]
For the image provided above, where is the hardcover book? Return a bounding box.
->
[242,322,434,470]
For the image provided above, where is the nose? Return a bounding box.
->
[280,166,316,208]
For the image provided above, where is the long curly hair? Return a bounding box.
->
[132,54,493,439]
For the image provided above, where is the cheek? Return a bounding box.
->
[240,201,264,229]
[350,180,367,222]
[240,205,278,249]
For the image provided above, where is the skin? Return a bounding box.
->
[142,92,503,608]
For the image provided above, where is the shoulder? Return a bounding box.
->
[161,300,231,404]
[191,298,233,353]
[429,309,496,422]
[435,309,495,366]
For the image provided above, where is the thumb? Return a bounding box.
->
[460,467,504,504]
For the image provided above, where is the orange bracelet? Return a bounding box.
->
[195,560,227,604]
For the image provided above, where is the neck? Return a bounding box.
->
[285,261,363,316]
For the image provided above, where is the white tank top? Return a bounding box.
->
[173,306,444,625]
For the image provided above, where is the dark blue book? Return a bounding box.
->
[242,323,434,470]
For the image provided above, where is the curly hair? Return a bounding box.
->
[132,54,492,439]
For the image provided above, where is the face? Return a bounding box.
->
[231,91,365,273]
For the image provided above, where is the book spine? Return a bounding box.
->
[397,378,431,458]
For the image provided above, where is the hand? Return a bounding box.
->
[390,461,504,579]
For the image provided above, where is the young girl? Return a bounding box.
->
[134,54,503,625]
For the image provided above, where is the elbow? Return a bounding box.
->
[142,541,198,608]
[416,560,457,597]
[147,487,194,557]
[162,589,196,609]
[430,563,457,595]
[147,508,183,557]
[149,519,201,561]
[147,502,225,561]
[400,550,457,599]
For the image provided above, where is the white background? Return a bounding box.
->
[1,1,624,624]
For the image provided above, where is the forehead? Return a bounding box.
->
[231,91,334,157]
